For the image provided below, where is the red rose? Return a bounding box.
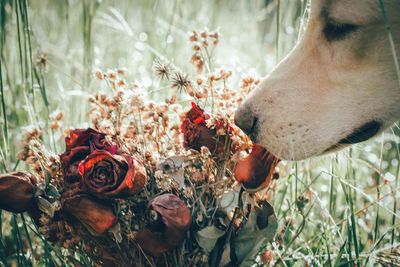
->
[78,150,147,198]
[0,171,37,213]
[234,144,280,192]
[59,128,118,186]
[136,194,191,257]
[62,194,117,235]
[185,102,210,124]
[65,128,118,153]
[181,102,228,155]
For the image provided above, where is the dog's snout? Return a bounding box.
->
[234,106,258,135]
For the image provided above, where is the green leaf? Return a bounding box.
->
[46,184,61,199]
[195,225,226,253]
[233,202,278,266]
[37,196,56,217]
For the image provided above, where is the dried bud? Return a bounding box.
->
[234,144,280,192]
[94,69,104,80]
[136,194,191,257]
[62,195,117,235]
[0,172,37,213]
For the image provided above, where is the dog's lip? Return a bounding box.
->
[338,120,381,145]
[251,142,282,161]
[323,120,381,153]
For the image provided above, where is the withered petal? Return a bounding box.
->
[62,194,117,235]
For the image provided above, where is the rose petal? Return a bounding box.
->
[136,194,191,256]
[62,194,117,235]
[65,128,117,154]
[135,229,171,257]
[181,121,227,155]
[186,102,210,124]
[66,128,100,151]
[136,194,192,256]
[105,157,147,197]
[60,146,90,186]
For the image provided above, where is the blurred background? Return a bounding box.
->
[0,0,399,266]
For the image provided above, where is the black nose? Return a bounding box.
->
[234,105,258,134]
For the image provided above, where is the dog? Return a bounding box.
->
[235,0,400,161]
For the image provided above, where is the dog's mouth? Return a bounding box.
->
[324,120,381,153]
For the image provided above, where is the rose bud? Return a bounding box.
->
[181,102,228,155]
[78,150,147,198]
[62,194,117,235]
[0,171,37,213]
[234,144,280,192]
[136,194,191,257]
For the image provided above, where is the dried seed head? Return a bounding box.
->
[153,59,173,80]
[35,52,48,70]
[171,72,191,91]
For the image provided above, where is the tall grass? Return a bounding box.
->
[0,0,399,266]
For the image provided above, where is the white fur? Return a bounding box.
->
[237,0,400,160]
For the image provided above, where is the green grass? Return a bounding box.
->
[0,0,399,266]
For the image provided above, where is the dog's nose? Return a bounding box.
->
[234,106,258,134]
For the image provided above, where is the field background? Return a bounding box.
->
[0,0,399,266]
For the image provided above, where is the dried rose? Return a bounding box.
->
[136,194,191,257]
[65,128,118,153]
[60,128,118,186]
[234,144,280,192]
[78,150,147,198]
[62,194,117,235]
[181,102,228,155]
[0,171,37,213]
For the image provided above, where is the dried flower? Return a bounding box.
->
[95,69,105,80]
[136,194,191,257]
[35,52,48,70]
[59,128,118,186]
[181,102,229,156]
[117,67,128,76]
[106,69,117,81]
[171,72,191,91]
[62,194,117,235]
[153,59,173,80]
[0,171,37,213]
[78,150,147,198]
[234,144,280,192]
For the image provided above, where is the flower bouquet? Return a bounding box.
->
[2,30,280,266]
